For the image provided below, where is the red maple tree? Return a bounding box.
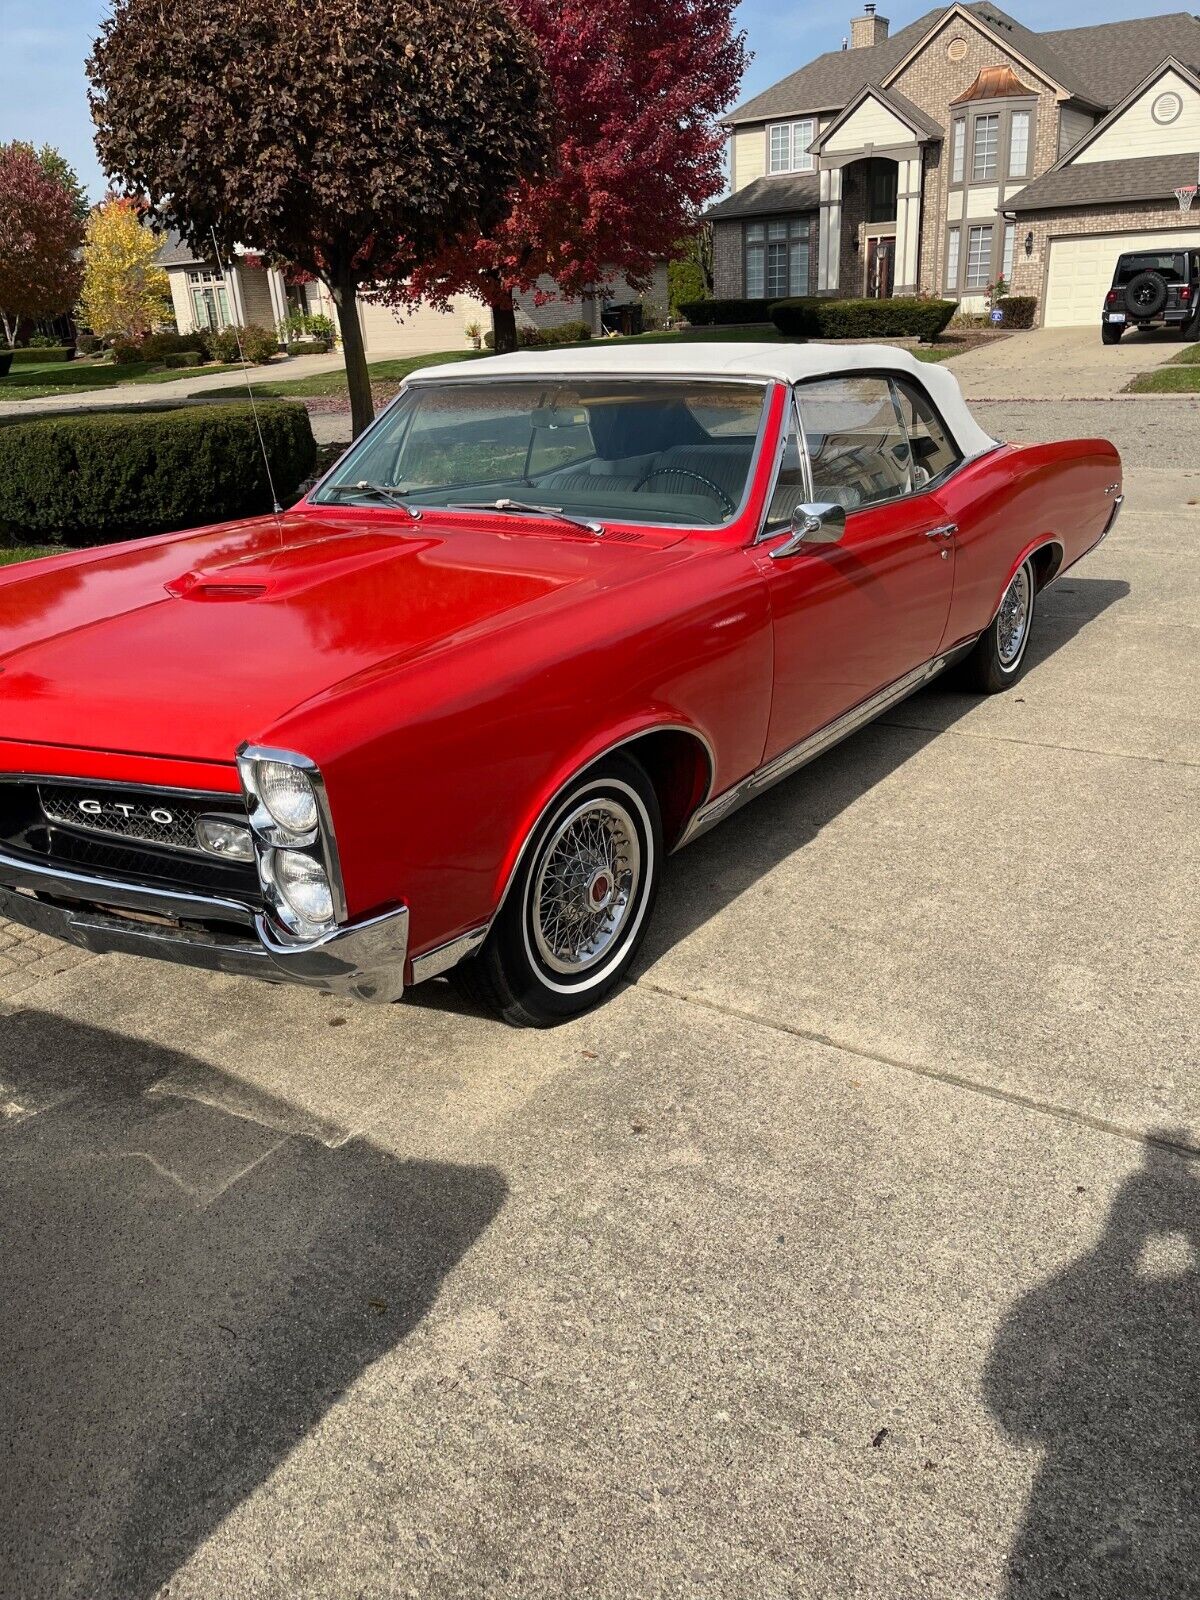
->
[386,0,748,350]
[0,143,86,347]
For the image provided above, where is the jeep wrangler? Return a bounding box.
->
[1102,247,1200,343]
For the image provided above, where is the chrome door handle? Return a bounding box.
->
[922,523,958,539]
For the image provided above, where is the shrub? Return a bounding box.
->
[111,338,142,365]
[770,296,957,342]
[519,319,592,347]
[75,333,102,355]
[679,298,774,326]
[241,324,280,363]
[278,310,336,347]
[993,296,1037,330]
[207,326,243,363]
[139,330,207,361]
[668,258,709,320]
[162,350,202,367]
[29,333,63,348]
[7,345,75,365]
[0,402,316,544]
[286,337,330,356]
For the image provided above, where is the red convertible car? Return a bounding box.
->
[0,345,1121,1024]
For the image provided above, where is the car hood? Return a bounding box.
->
[0,508,685,766]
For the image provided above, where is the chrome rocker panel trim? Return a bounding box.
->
[675,651,962,851]
[410,925,490,984]
[0,848,408,1003]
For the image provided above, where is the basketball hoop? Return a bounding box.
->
[1174,185,1196,213]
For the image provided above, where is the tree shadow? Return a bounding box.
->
[642,572,1129,961]
[983,1134,1200,1599]
[0,1010,506,1599]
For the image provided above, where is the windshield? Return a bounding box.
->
[1116,253,1186,283]
[312,378,769,527]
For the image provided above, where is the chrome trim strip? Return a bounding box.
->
[0,853,409,1003]
[674,653,953,851]
[410,925,490,985]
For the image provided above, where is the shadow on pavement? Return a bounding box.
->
[642,572,1128,961]
[983,1135,1200,1598]
[0,1010,506,1600]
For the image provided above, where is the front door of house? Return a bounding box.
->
[866,238,894,299]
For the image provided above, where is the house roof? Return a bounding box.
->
[1006,153,1200,213]
[724,4,1200,125]
[156,231,203,268]
[950,64,1035,104]
[705,173,820,221]
[809,82,944,153]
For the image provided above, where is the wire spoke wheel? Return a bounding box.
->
[531,797,641,975]
[997,564,1032,667]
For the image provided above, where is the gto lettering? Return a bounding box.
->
[78,800,102,815]
[150,809,174,826]
[75,798,176,826]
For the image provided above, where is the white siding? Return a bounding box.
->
[1076,71,1200,164]
[822,97,913,154]
[167,270,196,333]
[732,126,766,191]
[1058,106,1096,157]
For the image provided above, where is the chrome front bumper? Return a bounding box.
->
[0,849,408,1003]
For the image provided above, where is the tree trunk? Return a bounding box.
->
[490,294,518,355]
[328,274,374,438]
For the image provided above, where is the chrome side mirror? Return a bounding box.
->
[769,501,847,559]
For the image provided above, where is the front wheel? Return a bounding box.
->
[1101,322,1123,345]
[1182,309,1200,343]
[451,754,662,1026]
[961,558,1037,694]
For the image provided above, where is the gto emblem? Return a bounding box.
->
[78,799,175,826]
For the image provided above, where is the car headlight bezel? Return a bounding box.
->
[236,744,347,939]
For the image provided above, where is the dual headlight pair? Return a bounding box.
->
[234,748,343,939]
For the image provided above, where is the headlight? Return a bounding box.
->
[258,761,319,836]
[196,816,255,862]
[273,849,335,928]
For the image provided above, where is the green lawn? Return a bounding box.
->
[0,358,255,401]
[0,545,58,567]
[1125,338,1200,392]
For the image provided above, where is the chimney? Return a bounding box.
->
[850,3,889,48]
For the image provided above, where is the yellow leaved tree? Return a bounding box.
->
[79,196,170,343]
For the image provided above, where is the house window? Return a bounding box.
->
[746,217,811,298]
[1002,222,1015,281]
[966,224,993,290]
[946,228,961,293]
[865,160,898,223]
[951,119,966,184]
[186,267,224,285]
[972,114,999,181]
[190,284,233,330]
[1008,111,1030,179]
[768,120,815,175]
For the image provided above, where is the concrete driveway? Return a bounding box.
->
[2,398,1198,1599]
[951,323,1187,401]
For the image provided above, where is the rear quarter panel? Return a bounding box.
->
[938,437,1121,648]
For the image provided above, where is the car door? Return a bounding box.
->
[753,373,958,763]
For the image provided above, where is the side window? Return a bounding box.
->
[763,395,809,531]
[891,377,961,487]
[795,377,911,512]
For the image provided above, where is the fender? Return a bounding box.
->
[989,534,1065,621]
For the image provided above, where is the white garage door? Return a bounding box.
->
[1044,229,1200,326]
[357,296,471,358]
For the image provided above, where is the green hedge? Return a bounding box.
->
[7,345,74,365]
[993,296,1038,330]
[0,402,316,545]
[771,297,957,342]
[679,298,775,326]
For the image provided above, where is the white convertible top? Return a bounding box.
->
[407,340,997,461]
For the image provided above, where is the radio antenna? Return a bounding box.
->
[209,226,283,517]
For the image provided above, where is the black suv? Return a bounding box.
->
[1102,247,1200,343]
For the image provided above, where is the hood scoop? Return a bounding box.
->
[166,572,269,602]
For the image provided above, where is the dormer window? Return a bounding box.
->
[768,120,815,174]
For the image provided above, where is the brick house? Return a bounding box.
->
[707,2,1200,325]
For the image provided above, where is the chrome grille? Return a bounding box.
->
[37,784,239,856]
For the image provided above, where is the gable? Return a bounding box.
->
[822,95,918,155]
[1074,67,1200,164]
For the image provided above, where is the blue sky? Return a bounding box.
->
[0,0,1175,201]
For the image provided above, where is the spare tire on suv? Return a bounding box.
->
[1124,269,1169,318]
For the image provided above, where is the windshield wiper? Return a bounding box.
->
[325,481,422,520]
[451,498,603,535]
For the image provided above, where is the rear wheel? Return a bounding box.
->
[1182,308,1200,343]
[451,754,662,1026]
[1101,322,1123,345]
[961,558,1037,694]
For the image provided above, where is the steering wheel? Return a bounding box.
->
[635,467,735,515]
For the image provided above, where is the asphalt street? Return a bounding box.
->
[1,394,1197,1599]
